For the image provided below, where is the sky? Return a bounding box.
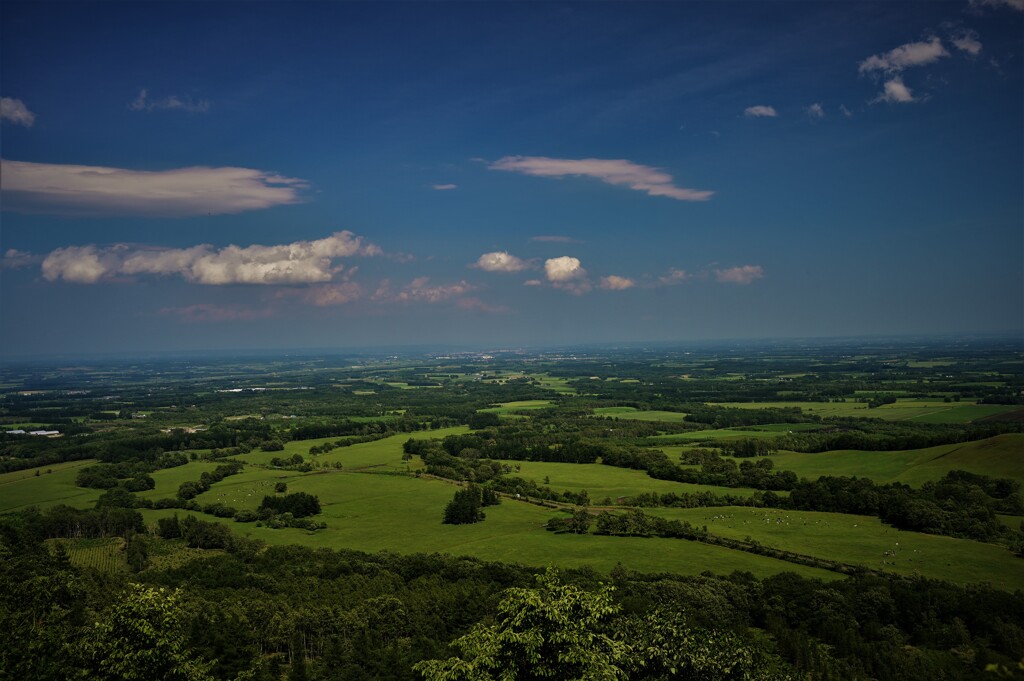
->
[1,1,1022,358]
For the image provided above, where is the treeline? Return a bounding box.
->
[3,507,1024,681]
[779,471,1024,544]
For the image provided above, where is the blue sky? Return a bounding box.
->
[1,1,1021,358]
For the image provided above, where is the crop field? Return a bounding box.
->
[762,434,1024,487]
[478,400,553,414]
[502,459,770,501]
[716,399,1021,423]
[0,460,102,513]
[526,374,576,394]
[649,428,792,443]
[49,537,128,574]
[645,506,1024,591]
[592,407,688,423]
[140,470,835,581]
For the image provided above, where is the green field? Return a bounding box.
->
[649,428,791,443]
[141,470,835,581]
[241,426,470,468]
[479,400,553,414]
[716,399,1021,423]
[592,407,688,423]
[763,434,1024,487]
[138,460,228,500]
[503,459,770,502]
[645,506,1024,591]
[0,459,102,512]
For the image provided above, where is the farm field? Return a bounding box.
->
[502,459,770,501]
[761,434,1024,487]
[478,400,553,414]
[645,506,1024,591]
[716,399,1021,423]
[0,459,102,513]
[240,426,469,467]
[649,428,791,443]
[141,470,835,581]
[48,537,129,574]
[592,406,688,423]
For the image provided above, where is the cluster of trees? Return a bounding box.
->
[781,470,1024,543]
[76,452,189,491]
[487,475,591,506]
[259,491,322,518]
[176,461,244,500]
[442,484,499,524]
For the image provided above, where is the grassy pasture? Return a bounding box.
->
[137,460,227,500]
[763,434,1024,487]
[649,428,791,443]
[0,460,102,513]
[479,400,553,414]
[645,506,1024,591]
[502,460,769,501]
[527,374,576,394]
[592,407,689,423]
[139,471,835,581]
[716,399,1020,423]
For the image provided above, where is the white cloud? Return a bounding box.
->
[840,104,854,117]
[744,105,778,118]
[873,77,917,104]
[489,156,713,202]
[543,256,591,294]
[806,103,825,119]
[373,277,474,304]
[970,0,1024,11]
[302,281,364,307]
[1,159,307,216]
[859,37,948,73]
[523,279,543,287]
[715,265,765,284]
[951,30,983,56]
[1,248,41,269]
[473,251,530,273]
[658,268,691,285]
[432,184,457,190]
[599,275,635,290]
[39,231,380,285]
[129,89,209,113]
[544,256,586,282]
[0,97,35,126]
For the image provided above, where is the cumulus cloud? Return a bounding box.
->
[0,97,35,126]
[489,156,713,201]
[130,89,209,113]
[543,256,591,294]
[715,265,765,284]
[160,304,273,323]
[473,251,530,273]
[432,183,457,190]
[1,159,307,216]
[859,37,948,73]
[599,275,635,290]
[873,77,917,103]
[951,29,983,56]
[806,103,825,119]
[744,105,778,118]
[373,277,474,304]
[544,256,586,282]
[39,231,380,285]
